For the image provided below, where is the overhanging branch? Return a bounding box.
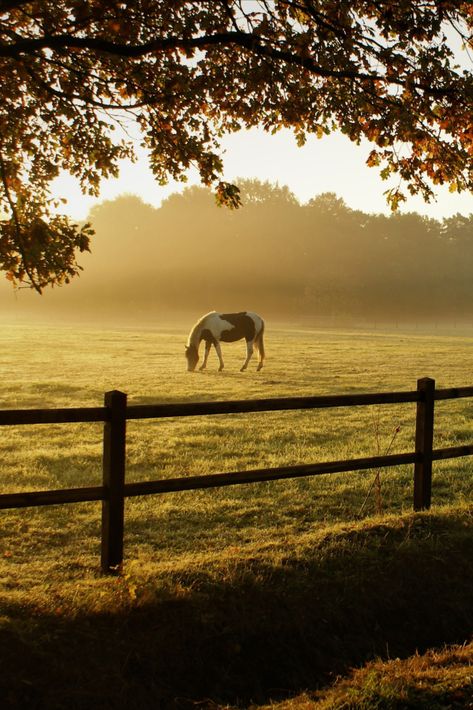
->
[0,27,462,98]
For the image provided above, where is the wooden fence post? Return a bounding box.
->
[414,377,435,511]
[101,390,127,573]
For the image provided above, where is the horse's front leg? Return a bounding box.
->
[199,341,211,371]
[215,342,225,371]
[240,340,254,372]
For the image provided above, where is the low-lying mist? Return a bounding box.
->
[2,180,473,327]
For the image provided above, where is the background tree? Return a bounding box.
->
[6,182,472,324]
[1,0,472,291]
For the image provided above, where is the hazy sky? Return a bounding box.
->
[52,126,473,221]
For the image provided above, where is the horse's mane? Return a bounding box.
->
[187,311,217,344]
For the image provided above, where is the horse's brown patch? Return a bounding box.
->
[201,328,218,346]
[220,312,256,342]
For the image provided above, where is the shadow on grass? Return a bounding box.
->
[1,511,472,709]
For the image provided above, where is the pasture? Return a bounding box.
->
[0,320,472,708]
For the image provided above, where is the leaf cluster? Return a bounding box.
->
[0,0,472,289]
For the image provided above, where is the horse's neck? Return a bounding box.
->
[188,324,203,347]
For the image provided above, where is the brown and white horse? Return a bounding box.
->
[185,311,265,372]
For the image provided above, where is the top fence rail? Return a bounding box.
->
[1,385,473,426]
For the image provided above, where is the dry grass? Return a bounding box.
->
[259,642,473,709]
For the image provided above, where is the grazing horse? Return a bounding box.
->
[185,311,265,372]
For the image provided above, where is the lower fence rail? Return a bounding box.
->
[1,443,472,511]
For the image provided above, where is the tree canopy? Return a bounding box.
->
[1,0,472,291]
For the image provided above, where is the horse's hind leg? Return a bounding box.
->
[255,330,265,370]
[240,340,254,372]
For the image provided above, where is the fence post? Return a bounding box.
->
[101,390,127,573]
[414,377,435,511]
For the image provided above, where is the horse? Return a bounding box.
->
[185,311,265,372]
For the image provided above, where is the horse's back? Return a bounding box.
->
[219,311,264,342]
[220,311,263,325]
[195,311,264,340]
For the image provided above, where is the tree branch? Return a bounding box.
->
[0,0,32,12]
[1,27,463,98]
[0,151,42,293]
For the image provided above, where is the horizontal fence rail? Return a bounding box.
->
[0,407,107,426]
[1,386,473,427]
[1,445,472,511]
[1,386,473,426]
[1,378,472,572]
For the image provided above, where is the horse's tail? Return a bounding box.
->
[255,319,265,361]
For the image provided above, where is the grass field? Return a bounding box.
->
[0,320,472,708]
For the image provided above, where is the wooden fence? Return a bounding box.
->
[1,377,473,572]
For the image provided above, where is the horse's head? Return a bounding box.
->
[185,344,199,372]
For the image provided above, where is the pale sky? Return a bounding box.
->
[51,127,473,221]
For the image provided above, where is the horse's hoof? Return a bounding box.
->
[257,364,263,371]
[240,366,247,372]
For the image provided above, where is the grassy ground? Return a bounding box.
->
[0,320,472,707]
[259,639,473,709]
[0,507,472,708]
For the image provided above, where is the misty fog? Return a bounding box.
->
[2,180,473,326]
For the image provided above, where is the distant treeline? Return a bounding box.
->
[5,180,473,322]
